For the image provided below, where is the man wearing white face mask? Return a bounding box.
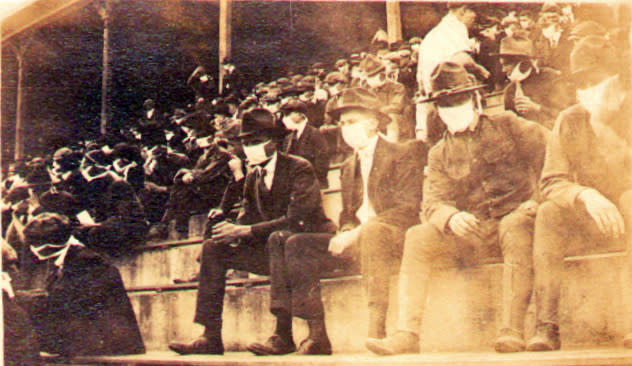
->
[529,35,632,352]
[280,99,330,188]
[170,108,339,356]
[367,62,549,355]
[361,54,414,141]
[326,87,425,346]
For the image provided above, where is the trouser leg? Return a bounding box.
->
[397,223,450,334]
[268,231,293,319]
[283,233,335,320]
[618,190,632,334]
[498,209,535,334]
[194,238,268,331]
[533,201,572,327]
[359,219,406,338]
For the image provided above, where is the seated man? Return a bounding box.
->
[279,99,330,188]
[148,136,232,240]
[168,108,338,356]
[366,62,549,355]
[528,36,632,351]
[326,88,425,342]
[500,31,567,129]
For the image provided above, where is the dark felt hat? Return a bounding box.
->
[328,87,391,125]
[335,59,348,68]
[238,108,287,139]
[324,71,349,85]
[39,190,82,218]
[498,32,535,58]
[360,54,386,77]
[569,21,607,41]
[280,99,308,114]
[417,62,486,103]
[569,35,615,78]
[23,212,72,246]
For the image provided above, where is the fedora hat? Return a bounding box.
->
[417,62,486,103]
[497,32,535,58]
[237,108,287,139]
[360,54,386,77]
[23,212,72,246]
[569,21,607,41]
[569,36,616,78]
[324,71,349,85]
[329,87,391,125]
[280,99,308,115]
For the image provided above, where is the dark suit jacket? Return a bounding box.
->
[238,153,336,241]
[503,67,566,129]
[338,137,426,231]
[283,125,330,188]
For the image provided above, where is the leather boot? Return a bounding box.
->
[365,330,420,356]
[295,319,332,355]
[494,327,525,353]
[526,322,560,351]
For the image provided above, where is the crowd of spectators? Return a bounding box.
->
[2,1,630,362]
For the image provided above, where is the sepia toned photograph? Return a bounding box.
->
[1,0,631,364]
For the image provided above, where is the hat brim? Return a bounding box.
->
[328,104,391,125]
[365,65,386,77]
[236,127,289,140]
[417,84,487,104]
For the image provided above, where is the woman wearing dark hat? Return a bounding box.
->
[16,212,145,357]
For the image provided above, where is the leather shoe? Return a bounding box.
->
[624,333,632,349]
[365,331,419,356]
[246,334,296,356]
[168,336,223,355]
[494,328,525,353]
[295,338,332,355]
[526,323,560,352]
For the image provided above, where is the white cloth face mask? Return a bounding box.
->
[341,122,371,150]
[243,140,271,166]
[437,99,476,134]
[576,77,611,116]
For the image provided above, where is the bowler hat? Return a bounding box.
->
[39,190,82,218]
[418,62,486,103]
[371,29,388,45]
[23,212,72,246]
[238,108,287,139]
[324,71,349,85]
[498,32,534,58]
[569,21,607,41]
[408,36,422,45]
[280,99,308,114]
[360,54,386,77]
[329,87,391,125]
[540,2,562,14]
[569,36,615,78]
[335,59,348,68]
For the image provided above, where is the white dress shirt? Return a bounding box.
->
[356,135,379,224]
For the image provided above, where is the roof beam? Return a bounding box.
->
[1,0,88,44]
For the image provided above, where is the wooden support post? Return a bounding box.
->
[96,0,112,136]
[10,39,31,163]
[218,0,232,95]
[386,0,402,45]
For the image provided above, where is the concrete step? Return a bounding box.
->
[45,348,632,366]
[115,188,343,289]
[125,252,630,353]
